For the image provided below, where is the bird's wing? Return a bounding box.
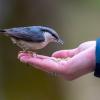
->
[5,27,45,42]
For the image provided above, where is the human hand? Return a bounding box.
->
[18,41,96,80]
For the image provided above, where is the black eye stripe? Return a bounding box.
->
[51,33,58,39]
[41,29,58,39]
[0,29,6,32]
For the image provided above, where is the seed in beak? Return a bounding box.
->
[57,39,64,45]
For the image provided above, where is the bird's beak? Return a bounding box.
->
[57,39,64,45]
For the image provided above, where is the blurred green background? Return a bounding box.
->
[0,0,100,100]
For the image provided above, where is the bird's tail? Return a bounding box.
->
[0,29,7,36]
[0,29,6,33]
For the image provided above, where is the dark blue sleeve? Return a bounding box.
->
[94,38,100,77]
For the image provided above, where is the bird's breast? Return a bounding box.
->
[11,37,48,51]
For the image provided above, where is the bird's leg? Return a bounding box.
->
[32,52,37,57]
[19,50,37,57]
[27,51,37,57]
[18,50,31,55]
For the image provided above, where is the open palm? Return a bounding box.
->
[18,41,96,80]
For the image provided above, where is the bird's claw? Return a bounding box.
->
[19,51,37,57]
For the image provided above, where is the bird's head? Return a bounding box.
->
[39,26,64,44]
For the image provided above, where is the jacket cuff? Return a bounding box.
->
[94,38,100,77]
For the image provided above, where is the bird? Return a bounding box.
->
[0,26,63,54]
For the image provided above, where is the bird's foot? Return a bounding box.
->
[19,51,37,57]
[32,52,37,57]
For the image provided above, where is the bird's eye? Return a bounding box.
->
[51,33,58,40]
[40,28,59,40]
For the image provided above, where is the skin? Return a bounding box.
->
[18,41,96,80]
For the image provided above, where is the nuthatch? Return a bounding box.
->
[0,26,63,52]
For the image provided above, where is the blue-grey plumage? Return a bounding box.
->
[0,26,63,51]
